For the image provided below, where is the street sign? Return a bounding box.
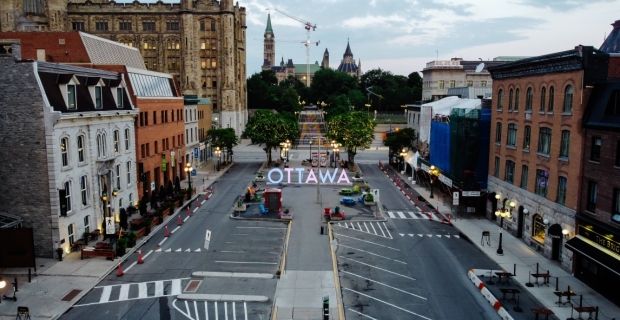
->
[204,230,211,250]
[453,192,459,205]
[462,191,481,197]
[105,217,115,235]
[194,147,199,158]
[191,169,197,176]
[372,189,380,202]
[150,182,155,191]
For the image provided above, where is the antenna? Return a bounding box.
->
[475,63,485,73]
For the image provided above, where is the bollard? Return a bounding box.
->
[320,226,324,234]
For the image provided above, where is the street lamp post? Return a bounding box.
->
[495,197,514,255]
[400,149,407,172]
[429,165,438,198]
[184,162,193,191]
[215,147,221,171]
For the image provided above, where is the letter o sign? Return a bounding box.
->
[268,168,284,184]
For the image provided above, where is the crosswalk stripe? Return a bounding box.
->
[155,248,162,252]
[418,234,423,237]
[205,301,209,320]
[215,301,219,320]
[408,234,413,237]
[397,212,406,218]
[165,249,171,252]
[185,248,191,252]
[138,283,147,298]
[172,279,182,295]
[175,248,182,252]
[119,284,130,301]
[387,211,396,218]
[408,212,417,218]
[155,281,164,297]
[195,248,201,252]
[99,286,111,303]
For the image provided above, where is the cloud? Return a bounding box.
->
[518,0,614,12]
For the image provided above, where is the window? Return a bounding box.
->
[64,180,72,212]
[591,137,601,162]
[505,160,515,184]
[508,89,513,110]
[166,21,179,30]
[438,80,444,89]
[537,128,552,155]
[535,169,549,197]
[142,21,156,31]
[211,59,217,68]
[113,130,120,153]
[507,124,517,147]
[612,188,620,223]
[520,165,529,189]
[116,87,123,108]
[60,137,69,167]
[514,88,520,111]
[168,57,180,70]
[495,122,502,144]
[119,198,123,213]
[115,164,121,190]
[68,224,75,246]
[143,39,157,50]
[533,215,546,242]
[129,193,134,207]
[211,21,216,31]
[77,135,85,163]
[119,21,132,31]
[449,80,455,88]
[497,89,504,109]
[467,80,473,87]
[167,39,180,50]
[523,125,531,150]
[126,161,131,185]
[200,21,206,31]
[540,87,546,112]
[605,90,620,115]
[72,21,85,31]
[481,81,487,87]
[80,175,88,206]
[563,85,573,113]
[616,141,620,167]
[84,215,90,234]
[201,59,206,69]
[144,57,157,70]
[548,86,555,112]
[97,133,107,158]
[494,157,500,178]
[587,180,597,212]
[94,86,102,109]
[525,87,533,111]
[560,130,570,158]
[67,84,76,109]
[557,177,567,205]
[124,128,130,151]
[95,21,108,31]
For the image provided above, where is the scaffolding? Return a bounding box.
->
[0,212,23,229]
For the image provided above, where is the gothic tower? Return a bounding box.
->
[262,13,275,69]
[321,48,329,69]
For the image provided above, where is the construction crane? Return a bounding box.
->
[272,8,318,87]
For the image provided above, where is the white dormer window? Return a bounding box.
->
[89,79,106,109]
[67,85,77,109]
[116,87,123,108]
[95,86,102,109]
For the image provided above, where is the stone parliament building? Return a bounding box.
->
[0,0,248,133]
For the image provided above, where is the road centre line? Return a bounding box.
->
[343,288,432,320]
[348,309,378,320]
[158,237,168,246]
[333,233,399,250]
[338,244,406,264]
[339,256,415,280]
[215,261,277,264]
[183,216,189,222]
[123,261,138,273]
[221,250,246,253]
[171,226,181,234]
[143,249,154,260]
[193,207,198,213]
[342,271,426,300]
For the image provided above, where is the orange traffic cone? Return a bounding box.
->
[205,192,209,200]
[165,225,169,237]
[196,198,201,207]
[429,210,433,221]
[210,185,213,194]
[448,215,452,225]
[138,249,144,264]
[178,214,183,226]
[422,204,425,213]
[415,198,419,207]
[187,206,191,217]
[117,262,124,277]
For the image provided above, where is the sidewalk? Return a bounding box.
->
[0,158,231,320]
[385,162,620,320]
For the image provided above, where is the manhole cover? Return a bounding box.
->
[32,290,47,296]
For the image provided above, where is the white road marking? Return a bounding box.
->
[399,233,404,237]
[185,301,191,320]
[383,222,392,239]
[155,281,164,296]
[232,302,236,320]
[342,271,426,300]
[143,249,154,260]
[99,286,111,303]
[165,249,172,252]
[348,308,378,320]
[205,301,209,320]
[455,235,460,238]
[408,212,418,218]
[397,212,406,218]
[171,226,181,234]
[215,261,277,264]
[175,248,182,252]
[195,248,201,252]
[194,301,200,320]
[339,256,415,280]
[193,207,199,213]
[172,279,182,295]
[436,235,441,238]
[158,237,168,246]
[357,222,363,231]
[338,244,406,264]
[201,200,206,204]
[124,261,137,273]
[343,288,432,320]
[237,227,264,228]
[225,301,228,320]
[119,284,130,301]
[408,234,413,237]
[184,216,189,222]
[333,233,399,251]
[418,234,423,237]
[185,248,191,252]
[156,248,162,252]
[377,223,387,238]
[445,235,451,238]
[370,223,378,235]
[244,302,248,320]
[363,222,371,233]
[215,301,219,320]
[222,251,246,253]
[138,283,147,298]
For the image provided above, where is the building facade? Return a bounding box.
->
[487,46,610,271]
[184,95,200,168]
[0,0,247,135]
[197,98,214,167]
[336,41,361,77]
[0,42,138,257]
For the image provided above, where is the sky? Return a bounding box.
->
[243,0,620,77]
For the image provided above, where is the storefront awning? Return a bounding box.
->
[565,235,620,277]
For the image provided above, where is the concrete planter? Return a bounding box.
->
[364,201,376,206]
[255,177,265,182]
[234,205,247,212]
[352,177,364,182]
[279,211,293,220]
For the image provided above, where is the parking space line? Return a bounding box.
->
[339,256,415,280]
[338,244,406,264]
[376,223,387,238]
[369,223,377,235]
[363,222,371,234]
[333,233,399,250]
[383,222,393,239]
[215,261,277,265]
[194,301,200,320]
[244,302,248,320]
[343,288,432,320]
[342,271,426,300]
[348,309,378,320]
[205,301,209,320]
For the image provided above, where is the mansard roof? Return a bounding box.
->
[600,20,620,53]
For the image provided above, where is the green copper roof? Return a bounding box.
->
[294,62,321,74]
[265,14,273,33]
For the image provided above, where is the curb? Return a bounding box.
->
[328,222,346,320]
[280,221,292,276]
[467,269,515,320]
[177,294,269,302]
[192,272,273,279]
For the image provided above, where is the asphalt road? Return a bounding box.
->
[60,162,282,320]
[334,163,546,320]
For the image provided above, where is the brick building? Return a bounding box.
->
[0,0,247,135]
[487,46,610,271]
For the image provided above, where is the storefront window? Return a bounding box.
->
[532,214,546,243]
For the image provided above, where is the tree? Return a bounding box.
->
[244,110,300,164]
[310,68,358,104]
[260,70,278,86]
[407,71,422,88]
[383,127,417,157]
[280,87,302,114]
[208,128,239,163]
[326,111,375,165]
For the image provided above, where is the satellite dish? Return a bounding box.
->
[475,63,485,73]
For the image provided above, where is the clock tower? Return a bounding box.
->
[262,13,275,69]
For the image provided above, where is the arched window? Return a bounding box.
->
[113,130,120,153]
[532,214,546,242]
[540,87,546,112]
[508,89,514,110]
[525,87,533,111]
[64,180,72,213]
[514,88,520,111]
[80,175,89,206]
[563,85,573,113]
[124,128,131,151]
[61,137,69,167]
[97,133,107,158]
[548,86,555,112]
[77,135,85,163]
[497,89,504,110]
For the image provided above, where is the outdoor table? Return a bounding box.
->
[89,229,101,240]
[531,272,551,287]
[71,239,84,252]
[495,271,514,285]
[573,306,597,319]
[531,308,554,320]
[553,290,576,306]
[95,242,109,249]
[499,288,521,303]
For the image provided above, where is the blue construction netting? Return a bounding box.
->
[430,121,451,175]
[477,109,491,190]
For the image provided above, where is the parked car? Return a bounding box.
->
[340,197,356,206]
